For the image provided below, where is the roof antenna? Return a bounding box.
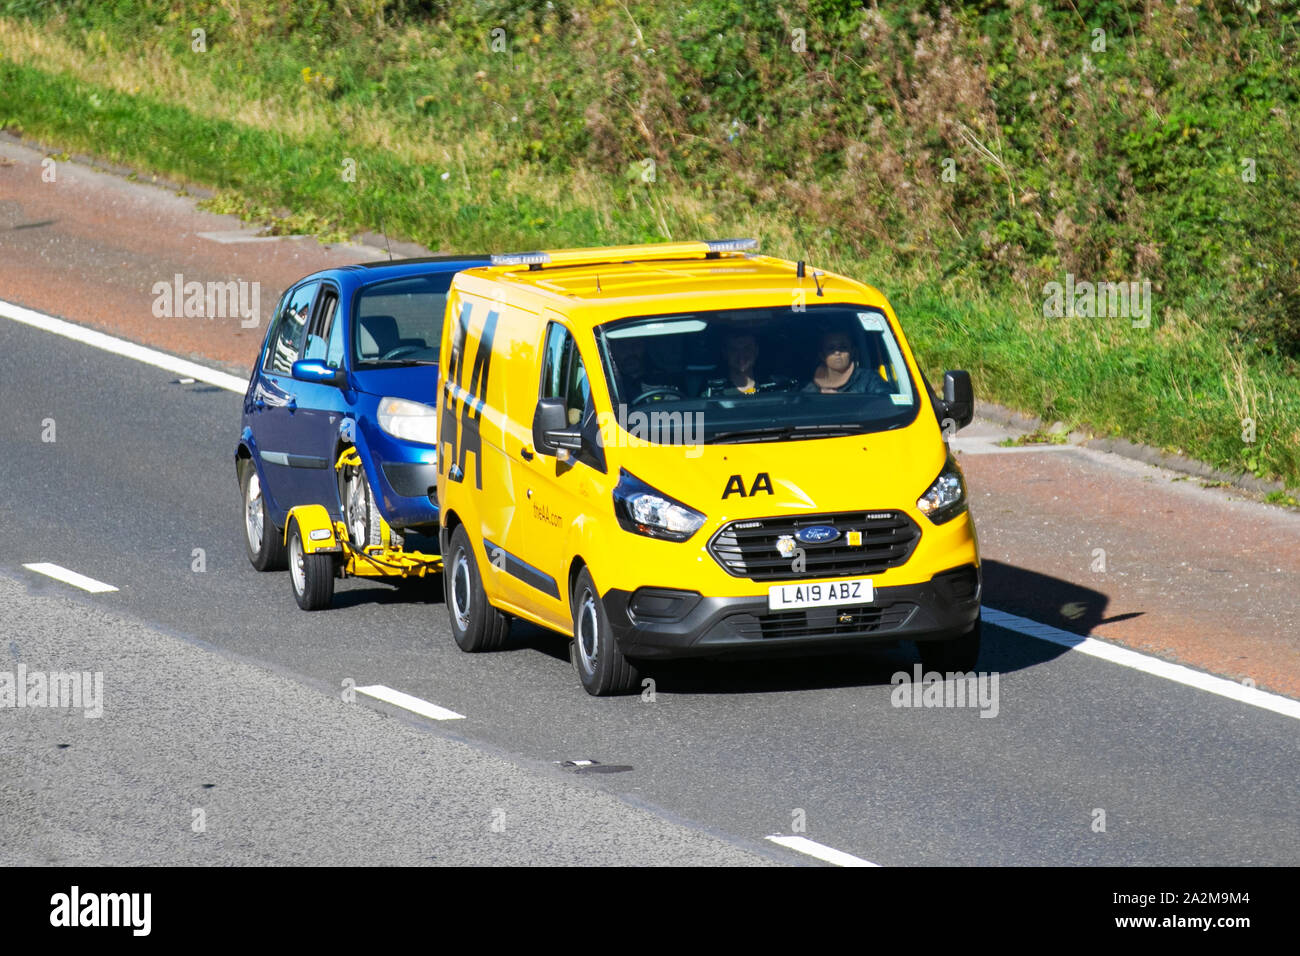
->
[792,220,820,296]
[379,216,393,261]
[596,274,602,294]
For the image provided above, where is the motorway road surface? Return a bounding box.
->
[1,136,1297,865]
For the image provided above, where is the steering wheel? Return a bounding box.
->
[632,387,684,404]
[378,344,423,361]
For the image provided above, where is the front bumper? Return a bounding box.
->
[602,565,980,660]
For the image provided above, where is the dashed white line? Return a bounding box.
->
[0,298,247,394]
[22,563,119,594]
[766,835,880,867]
[355,685,465,721]
[982,605,1300,722]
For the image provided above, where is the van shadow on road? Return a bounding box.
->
[504,559,1142,695]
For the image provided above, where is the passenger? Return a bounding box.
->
[805,332,885,394]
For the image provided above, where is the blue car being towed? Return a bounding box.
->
[236,255,488,571]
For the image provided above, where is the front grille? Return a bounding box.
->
[729,602,917,640]
[707,510,920,581]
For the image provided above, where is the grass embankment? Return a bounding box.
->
[1,1,1296,487]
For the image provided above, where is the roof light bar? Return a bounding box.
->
[703,238,759,253]
[491,251,551,267]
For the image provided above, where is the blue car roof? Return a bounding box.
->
[335,255,490,285]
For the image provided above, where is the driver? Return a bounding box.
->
[611,336,675,402]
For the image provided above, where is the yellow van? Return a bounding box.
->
[436,240,981,695]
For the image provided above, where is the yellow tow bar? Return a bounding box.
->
[284,447,443,579]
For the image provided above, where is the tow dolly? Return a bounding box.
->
[283,447,442,610]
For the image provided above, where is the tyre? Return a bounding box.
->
[443,524,510,652]
[287,516,335,611]
[571,566,640,696]
[342,459,403,551]
[918,617,982,673]
[241,461,287,571]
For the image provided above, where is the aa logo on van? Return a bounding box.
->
[722,472,774,499]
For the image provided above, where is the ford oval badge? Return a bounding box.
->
[795,525,840,545]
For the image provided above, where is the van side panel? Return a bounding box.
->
[436,288,518,601]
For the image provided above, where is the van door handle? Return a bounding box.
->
[521,446,534,461]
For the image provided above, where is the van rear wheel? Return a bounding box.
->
[444,525,510,652]
[571,567,640,697]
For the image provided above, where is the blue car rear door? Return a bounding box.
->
[255,280,320,513]
[291,280,352,516]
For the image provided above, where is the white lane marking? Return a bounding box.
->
[355,685,465,721]
[0,298,247,394]
[982,605,1300,721]
[197,231,310,244]
[766,835,880,867]
[23,563,118,593]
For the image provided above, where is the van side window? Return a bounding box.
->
[264,281,319,374]
[540,323,590,426]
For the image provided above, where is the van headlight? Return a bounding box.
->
[377,397,438,446]
[916,455,967,524]
[613,469,706,541]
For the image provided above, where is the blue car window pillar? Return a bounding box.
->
[321,292,346,369]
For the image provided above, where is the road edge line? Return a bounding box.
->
[0,297,247,394]
[982,605,1300,721]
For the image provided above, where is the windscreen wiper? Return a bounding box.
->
[361,359,438,367]
[708,423,863,444]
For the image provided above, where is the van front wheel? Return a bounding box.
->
[571,567,640,696]
[444,525,510,652]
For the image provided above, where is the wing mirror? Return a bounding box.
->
[532,397,583,456]
[942,370,974,430]
[291,359,346,388]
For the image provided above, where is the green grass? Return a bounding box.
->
[997,430,1071,448]
[1,0,1297,489]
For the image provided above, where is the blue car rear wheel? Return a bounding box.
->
[241,461,287,571]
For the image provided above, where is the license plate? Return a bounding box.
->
[767,578,874,612]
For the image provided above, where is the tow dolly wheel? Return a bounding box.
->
[444,525,510,651]
[288,516,335,611]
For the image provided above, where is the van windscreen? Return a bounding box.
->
[594,305,921,444]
